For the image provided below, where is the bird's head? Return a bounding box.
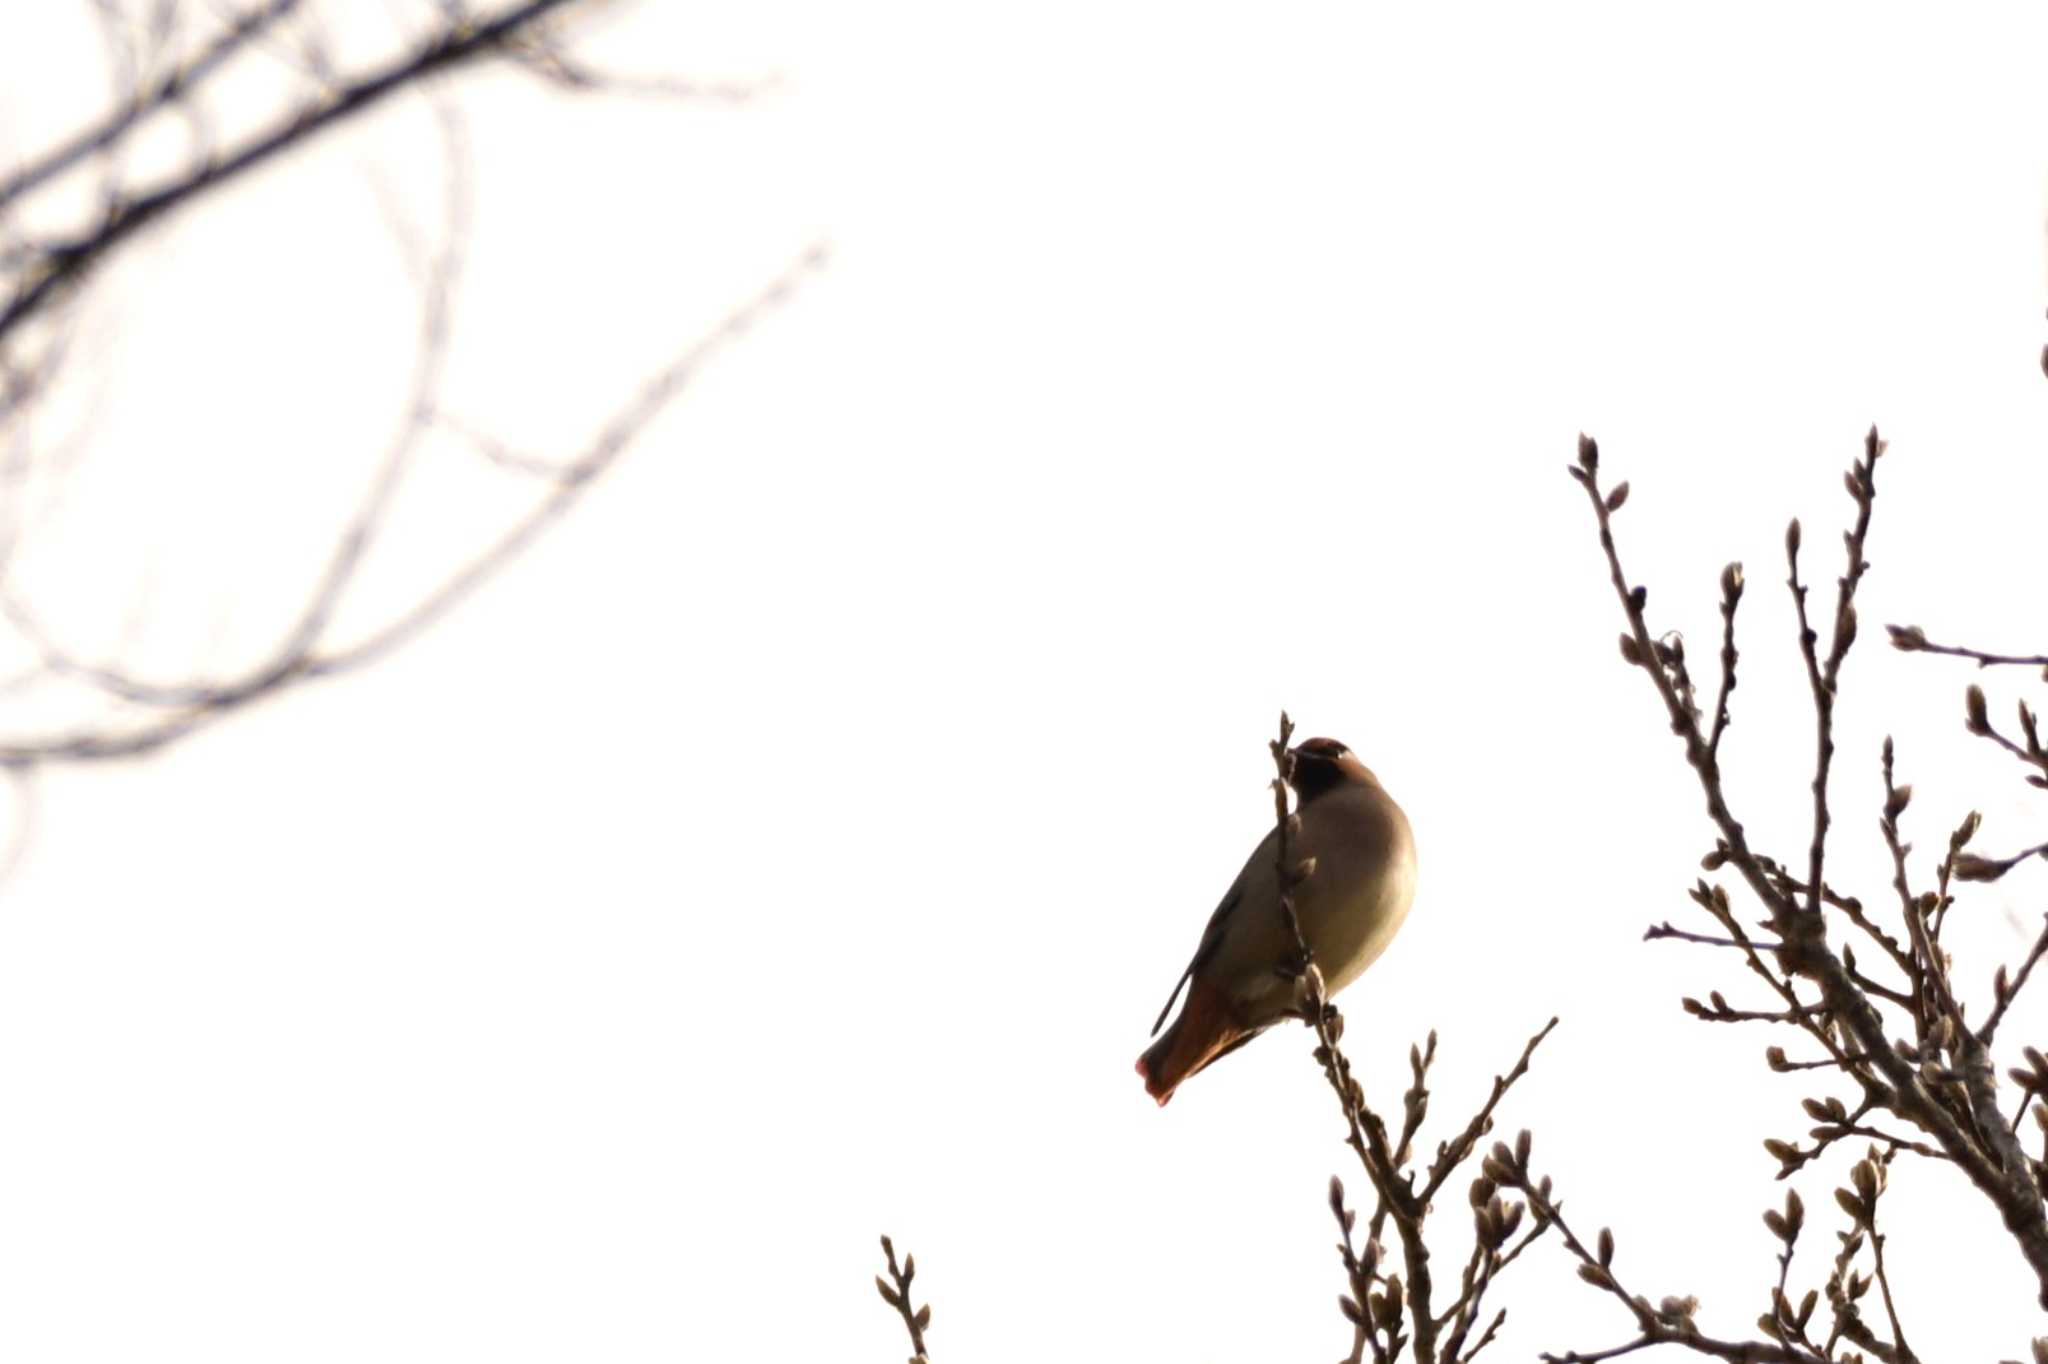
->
[1288,737,1371,803]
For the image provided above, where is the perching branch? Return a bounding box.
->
[1270,712,1556,1364]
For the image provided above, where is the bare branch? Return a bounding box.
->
[0,0,307,215]
[1708,560,1743,756]
[501,23,781,104]
[1982,917,2048,1045]
[1569,431,2048,1307]
[0,242,826,768]
[1886,625,2048,675]
[1680,993,1826,1025]
[1421,1018,1558,1204]
[1646,923,1753,950]
[1,0,585,345]
[874,1235,933,1362]
[1786,427,1882,923]
[1491,1147,1822,1364]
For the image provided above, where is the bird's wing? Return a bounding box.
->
[1148,827,1278,1036]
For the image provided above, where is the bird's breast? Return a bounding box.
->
[1296,789,1417,996]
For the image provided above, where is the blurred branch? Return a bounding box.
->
[0,3,825,772]
[1,0,587,346]
[0,0,305,215]
[502,22,781,103]
[0,240,822,766]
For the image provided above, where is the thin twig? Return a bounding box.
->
[1645,924,1752,950]
[1,0,584,344]
[1421,1019,1558,1204]
[1503,1152,1823,1364]
[1570,433,2048,1306]
[0,0,307,214]
[1886,627,2048,672]
[0,243,826,766]
[1982,917,2048,1044]
[1708,561,1743,756]
[1876,738,1953,1046]
[874,1235,932,1362]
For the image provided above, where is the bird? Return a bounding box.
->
[1137,737,1416,1106]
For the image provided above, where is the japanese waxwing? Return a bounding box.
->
[1137,737,1416,1106]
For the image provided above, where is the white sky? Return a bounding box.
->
[3,1,2048,1359]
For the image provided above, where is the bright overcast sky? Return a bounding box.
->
[3,2,2048,1360]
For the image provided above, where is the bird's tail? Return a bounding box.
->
[1135,975,1251,1106]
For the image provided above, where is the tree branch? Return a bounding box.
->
[1,0,583,345]
[874,1235,933,1362]
[1569,431,2048,1307]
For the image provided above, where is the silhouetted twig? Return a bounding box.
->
[874,1235,932,1363]
[1885,626,2048,676]
[1561,428,2048,1358]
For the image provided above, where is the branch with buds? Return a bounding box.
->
[874,1235,933,1364]
[1492,1136,1927,1363]
[1270,712,1558,1364]
[1564,428,2048,1357]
